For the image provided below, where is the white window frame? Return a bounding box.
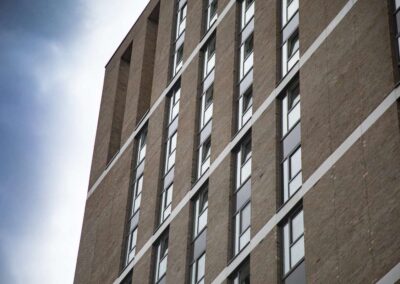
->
[165,132,177,173]
[282,146,302,203]
[190,253,206,284]
[200,85,213,129]
[236,138,252,188]
[169,87,181,124]
[198,137,211,178]
[234,201,251,255]
[137,129,147,165]
[282,209,305,276]
[281,82,300,137]
[125,226,138,265]
[281,0,299,27]
[193,189,208,238]
[282,30,299,77]
[238,87,253,130]
[241,0,255,29]
[203,37,216,79]
[131,175,143,215]
[206,0,218,31]
[155,234,169,283]
[240,33,254,80]
[173,44,184,75]
[176,3,187,39]
[160,184,173,223]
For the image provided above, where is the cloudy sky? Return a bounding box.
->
[0,0,149,282]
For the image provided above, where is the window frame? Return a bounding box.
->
[154,234,169,283]
[241,0,255,29]
[206,0,218,31]
[160,183,173,223]
[176,3,187,39]
[193,188,209,238]
[203,36,216,79]
[200,84,214,129]
[239,33,254,80]
[197,137,211,178]
[238,86,253,130]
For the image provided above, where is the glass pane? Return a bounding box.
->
[158,256,167,279]
[397,0,400,9]
[282,42,288,76]
[168,151,176,170]
[164,205,171,219]
[287,0,299,21]
[240,45,245,79]
[241,158,251,184]
[208,54,215,73]
[241,203,251,232]
[242,107,252,126]
[245,1,254,25]
[290,236,304,267]
[282,95,288,136]
[201,157,210,174]
[290,148,302,177]
[166,186,173,206]
[283,224,290,273]
[191,264,196,284]
[240,227,250,250]
[134,193,141,212]
[198,209,207,232]
[204,105,212,126]
[283,159,289,202]
[288,49,299,70]
[235,214,240,254]
[289,171,302,197]
[292,210,304,241]
[282,0,288,26]
[244,53,253,75]
[288,102,300,130]
[136,176,143,194]
[197,254,206,280]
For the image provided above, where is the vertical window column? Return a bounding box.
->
[173,0,187,76]
[238,0,254,131]
[280,80,301,204]
[233,136,252,256]
[281,0,299,78]
[190,188,208,284]
[124,127,147,267]
[197,36,216,179]
[281,208,306,284]
[160,86,181,224]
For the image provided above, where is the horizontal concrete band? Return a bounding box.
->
[211,81,400,284]
[377,262,400,284]
[87,0,236,199]
[114,0,362,282]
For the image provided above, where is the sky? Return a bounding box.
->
[0,0,149,282]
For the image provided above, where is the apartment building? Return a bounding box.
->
[74,0,400,283]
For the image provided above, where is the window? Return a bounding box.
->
[165,132,177,173]
[238,87,253,130]
[154,234,169,283]
[124,127,147,267]
[203,36,216,78]
[206,0,218,31]
[241,0,255,28]
[173,44,184,75]
[282,209,305,283]
[282,83,300,136]
[282,0,298,27]
[281,80,301,203]
[231,260,250,284]
[198,138,211,178]
[176,3,187,38]
[169,87,181,123]
[236,138,252,187]
[160,184,173,223]
[193,189,208,237]
[240,34,254,79]
[281,0,299,77]
[200,85,213,128]
[190,189,208,284]
[233,137,252,256]
[191,253,206,284]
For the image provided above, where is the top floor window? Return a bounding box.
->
[203,36,216,79]
[241,0,255,29]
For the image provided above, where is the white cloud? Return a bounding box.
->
[4,0,150,283]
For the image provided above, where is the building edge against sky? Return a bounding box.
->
[75,0,400,283]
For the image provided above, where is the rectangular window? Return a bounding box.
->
[281,80,301,203]
[240,33,254,79]
[124,127,147,267]
[198,137,211,178]
[200,85,213,129]
[173,44,184,75]
[203,36,216,79]
[190,188,208,284]
[206,0,218,31]
[165,132,177,173]
[230,259,250,284]
[233,137,252,256]
[160,184,173,223]
[238,87,253,129]
[169,87,181,124]
[154,234,169,283]
[281,0,299,77]
[176,3,187,38]
[241,0,255,29]
[282,209,305,284]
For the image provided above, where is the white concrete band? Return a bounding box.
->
[376,262,400,284]
[113,0,365,281]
